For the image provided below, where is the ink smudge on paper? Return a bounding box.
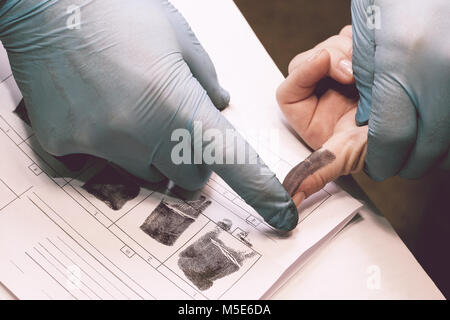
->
[141,196,211,246]
[82,165,140,210]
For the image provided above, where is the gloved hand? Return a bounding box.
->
[352,0,450,180]
[0,0,298,231]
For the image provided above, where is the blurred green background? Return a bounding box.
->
[234,0,449,298]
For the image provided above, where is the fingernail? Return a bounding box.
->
[307,49,323,62]
[339,59,353,76]
[292,192,306,208]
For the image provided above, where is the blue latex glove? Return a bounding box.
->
[0,0,298,231]
[352,0,450,180]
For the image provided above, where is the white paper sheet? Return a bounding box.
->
[0,0,362,300]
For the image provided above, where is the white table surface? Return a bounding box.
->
[0,0,444,300]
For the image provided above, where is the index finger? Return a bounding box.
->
[153,70,299,232]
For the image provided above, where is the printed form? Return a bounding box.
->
[0,0,362,300]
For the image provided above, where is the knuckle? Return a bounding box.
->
[36,133,60,155]
[37,130,71,156]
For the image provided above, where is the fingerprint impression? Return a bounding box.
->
[177,227,255,291]
[140,196,211,246]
